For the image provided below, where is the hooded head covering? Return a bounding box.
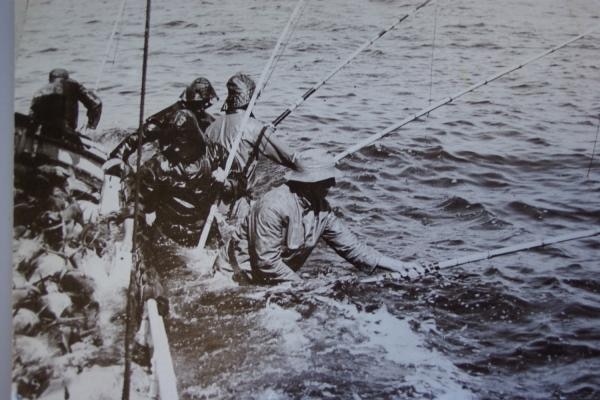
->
[222,73,256,111]
[285,149,342,183]
[180,77,218,106]
[49,68,69,82]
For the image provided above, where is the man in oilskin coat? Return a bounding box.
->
[214,149,427,285]
[29,68,102,140]
[203,73,297,225]
[121,113,244,248]
[109,77,218,163]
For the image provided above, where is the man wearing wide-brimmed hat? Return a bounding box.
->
[110,76,218,162]
[203,73,296,222]
[214,149,416,284]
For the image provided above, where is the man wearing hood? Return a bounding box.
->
[203,73,296,222]
[110,77,218,163]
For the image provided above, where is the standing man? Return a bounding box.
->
[203,73,296,222]
[214,149,423,284]
[110,77,218,162]
[29,68,102,140]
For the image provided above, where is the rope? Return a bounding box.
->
[94,0,128,92]
[122,0,151,398]
[197,0,308,250]
[587,114,600,178]
[334,25,600,163]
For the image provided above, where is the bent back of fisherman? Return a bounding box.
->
[110,77,218,162]
[29,68,102,139]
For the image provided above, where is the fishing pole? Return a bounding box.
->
[81,0,128,137]
[361,228,600,284]
[200,0,433,247]
[334,25,600,162]
[122,0,151,397]
[197,0,308,249]
[271,0,433,128]
[235,0,434,210]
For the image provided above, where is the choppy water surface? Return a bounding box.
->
[15,0,600,398]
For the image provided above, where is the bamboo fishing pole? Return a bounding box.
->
[334,25,600,162]
[196,0,307,249]
[197,0,432,249]
[270,0,433,127]
[362,228,600,284]
[123,0,151,398]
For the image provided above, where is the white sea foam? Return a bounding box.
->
[257,293,475,399]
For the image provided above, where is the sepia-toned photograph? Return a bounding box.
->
[11,0,600,398]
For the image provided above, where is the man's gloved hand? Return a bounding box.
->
[211,167,233,192]
[375,255,428,280]
[212,167,227,183]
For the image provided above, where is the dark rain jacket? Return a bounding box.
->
[217,184,383,284]
[110,101,215,161]
[128,144,245,247]
[29,78,102,137]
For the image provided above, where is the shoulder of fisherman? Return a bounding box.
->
[205,73,295,170]
[69,78,102,130]
[230,184,303,284]
[30,80,63,120]
[215,149,417,285]
[109,77,217,161]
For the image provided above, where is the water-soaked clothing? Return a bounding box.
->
[110,101,215,161]
[216,184,383,284]
[203,111,296,193]
[29,78,102,137]
[127,144,244,247]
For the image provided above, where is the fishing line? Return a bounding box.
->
[269,0,433,127]
[123,0,151,398]
[94,0,128,92]
[264,0,308,93]
[335,25,599,162]
[111,26,122,65]
[427,0,438,106]
[197,0,308,249]
[587,114,600,178]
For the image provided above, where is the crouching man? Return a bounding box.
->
[214,149,423,284]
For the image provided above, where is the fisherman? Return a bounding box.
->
[203,73,296,222]
[29,68,102,140]
[119,117,242,248]
[115,117,244,366]
[109,77,218,162]
[214,149,424,284]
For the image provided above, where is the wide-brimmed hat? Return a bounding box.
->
[222,73,256,111]
[285,149,342,183]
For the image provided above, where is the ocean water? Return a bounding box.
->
[15,0,600,398]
